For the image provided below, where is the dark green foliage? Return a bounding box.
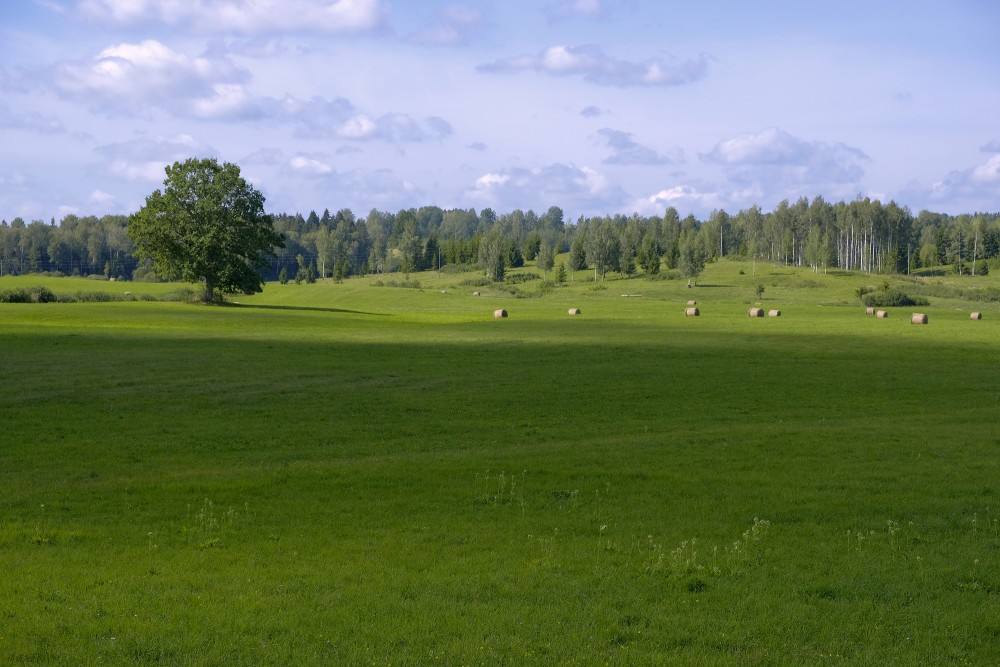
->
[505,272,540,285]
[861,287,929,307]
[638,237,662,275]
[505,240,524,269]
[0,286,56,303]
[569,234,587,271]
[369,278,421,289]
[554,261,567,284]
[128,158,284,303]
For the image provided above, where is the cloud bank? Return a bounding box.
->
[479,44,709,87]
[76,0,387,34]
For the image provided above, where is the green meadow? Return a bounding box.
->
[2,261,998,665]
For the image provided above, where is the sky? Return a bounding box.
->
[1,0,998,224]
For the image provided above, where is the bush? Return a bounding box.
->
[861,288,929,308]
[0,286,57,303]
[460,277,493,287]
[370,279,421,289]
[505,272,540,285]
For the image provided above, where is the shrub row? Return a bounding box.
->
[0,286,198,303]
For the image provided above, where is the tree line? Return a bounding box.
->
[3,196,999,282]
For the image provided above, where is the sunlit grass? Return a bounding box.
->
[2,260,998,664]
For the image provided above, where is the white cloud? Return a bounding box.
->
[290,167,425,211]
[40,42,454,144]
[320,112,451,142]
[468,163,628,213]
[51,40,255,118]
[701,128,869,198]
[76,0,386,34]
[475,173,510,188]
[639,184,725,216]
[108,160,170,182]
[289,155,334,175]
[597,128,678,165]
[88,189,119,208]
[338,114,378,139]
[96,134,216,182]
[702,127,811,165]
[905,153,1000,213]
[479,44,709,87]
[971,154,1000,183]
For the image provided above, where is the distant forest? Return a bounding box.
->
[2,197,999,283]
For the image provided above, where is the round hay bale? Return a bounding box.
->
[971,311,983,320]
[684,307,699,317]
[865,307,875,315]
[687,300,697,305]
[876,310,888,318]
[910,313,928,325]
[493,308,507,318]
[748,308,764,318]
[768,309,781,317]
[568,308,581,315]
[472,291,481,296]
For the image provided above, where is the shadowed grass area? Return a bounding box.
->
[2,263,999,664]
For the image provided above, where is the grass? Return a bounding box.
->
[2,259,999,665]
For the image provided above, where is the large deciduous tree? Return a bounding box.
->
[128,158,284,303]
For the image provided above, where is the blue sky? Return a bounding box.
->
[1,0,998,223]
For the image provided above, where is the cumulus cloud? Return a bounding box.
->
[408,5,486,46]
[917,154,1000,208]
[703,127,814,165]
[596,128,678,165]
[467,162,628,212]
[479,44,709,87]
[50,40,257,119]
[286,167,424,211]
[702,127,869,188]
[88,189,119,208]
[41,42,453,143]
[76,0,386,34]
[288,154,334,176]
[644,184,725,213]
[981,140,1000,153]
[95,134,216,182]
[580,105,606,118]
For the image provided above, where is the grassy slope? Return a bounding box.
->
[1,261,998,665]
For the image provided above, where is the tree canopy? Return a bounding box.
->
[128,158,284,302]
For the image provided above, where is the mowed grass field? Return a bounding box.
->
[1,261,998,665]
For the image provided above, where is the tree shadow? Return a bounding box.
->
[229,303,384,316]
